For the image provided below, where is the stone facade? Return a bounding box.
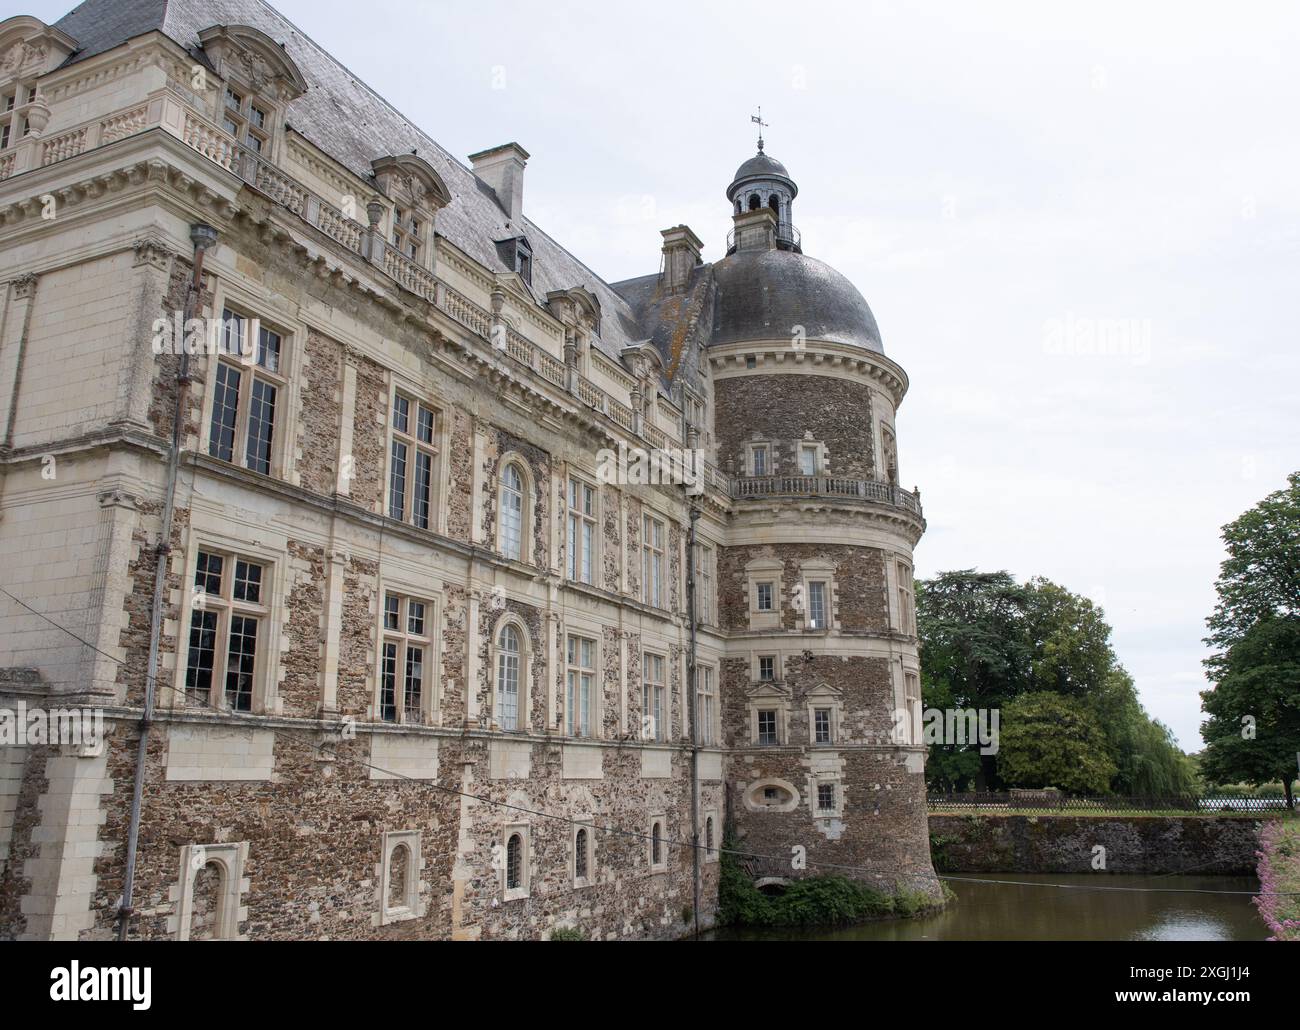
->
[0,0,935,941]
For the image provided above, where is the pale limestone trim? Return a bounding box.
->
[702,808,720,863]
[171,841,249,941]
[171,533,284,716]
[495,450,535,565]
[745,557,784,631]
[747,681,791,746]
[501,822,530,901]
[751,649,785,684]
[805,682,844,747]
[745,439,773,477]
[743,777,800,813]
[165,723,275,781]
[382,375,446,529]
[376,829,424,925]
[806,751,847,820]
[488,609,532,732]
[796,558,840,633]
[197,281,304,482]
[0,743,24,876]
[372,579,440,727]
[707,339,910,408]
[560,619,603,740]
[561,741,603,779]
[563,467,601,588]
[647,814,668,873]
[693,659,720,747]
[571,818,595,888]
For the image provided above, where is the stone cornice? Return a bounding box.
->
[708,338,910,408]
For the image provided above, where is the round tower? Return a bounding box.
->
[711,147,939,900]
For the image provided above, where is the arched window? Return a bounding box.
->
[499,462,524,560]
[506,832,523,890]
[705,816,715,854]
[575,827,588,880]
[652,822,662,865]
[388,843,408,908]
[768,195,780,213]
[496,623,521,730]
[747,193,761,211]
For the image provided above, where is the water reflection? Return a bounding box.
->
[707,874,1266,941]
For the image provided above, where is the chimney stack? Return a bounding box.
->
[659,224,703,295]
[731,206,777,253]
[469,142,529,222]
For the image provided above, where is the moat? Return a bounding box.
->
[707,874,1267,940]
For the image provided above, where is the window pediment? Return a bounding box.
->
[0,17,76,80]
[803,681,842,702]
[198,24,308,102]
[548,287,602,335]
[372,153,451,211]
[746,681,790,704]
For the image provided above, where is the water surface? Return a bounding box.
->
[708,874,1266,941]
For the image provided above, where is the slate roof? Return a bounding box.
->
[51,0,648,361]
[47,0,885,380]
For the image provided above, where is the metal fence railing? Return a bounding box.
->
[927,792,1293,813]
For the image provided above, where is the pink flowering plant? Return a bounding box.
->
[1253,818,1300,941]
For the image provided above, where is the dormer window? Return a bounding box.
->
[0,84,37,150]
[198,24,308,165]
[392,208,423,261]
[512,238,533,285]
[221,86,270,154]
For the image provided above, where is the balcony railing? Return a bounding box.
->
[725,221,801,255]
[733,475,923,516]
[5,93,887,508]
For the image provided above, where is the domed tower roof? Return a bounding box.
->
[711,248,884,354]
[726,149,798,203]
[715,136,883,353]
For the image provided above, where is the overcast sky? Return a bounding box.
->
[38,0,1299,746]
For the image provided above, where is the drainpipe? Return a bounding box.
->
[117,223,219,940]
[685,497,701,939]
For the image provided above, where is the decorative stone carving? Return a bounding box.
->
[0,40,46,76]
[11,272,38,300]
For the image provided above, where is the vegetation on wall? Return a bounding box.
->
[717,840,943,927]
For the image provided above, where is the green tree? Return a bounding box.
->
[1200,617,1300,809]
[1205,472,1300,664]
[1021,578,1115,697]
[916,571,1034,789]
[918,570,1192,795]
[996,692,1117,793]
[1201,473,1300,810]
[1088,668,1197,795]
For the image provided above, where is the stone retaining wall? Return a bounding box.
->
[929,814,1266,875]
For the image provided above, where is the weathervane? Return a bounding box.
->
[751,106,769,152]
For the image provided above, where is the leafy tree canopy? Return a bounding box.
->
[1205,472,1300,666]
[1201,473,1300,809]
[1200,616,1300,808]
[918,570,1190,794]
[996,692,1117,794]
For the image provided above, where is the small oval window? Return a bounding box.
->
[749,783,794,808]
